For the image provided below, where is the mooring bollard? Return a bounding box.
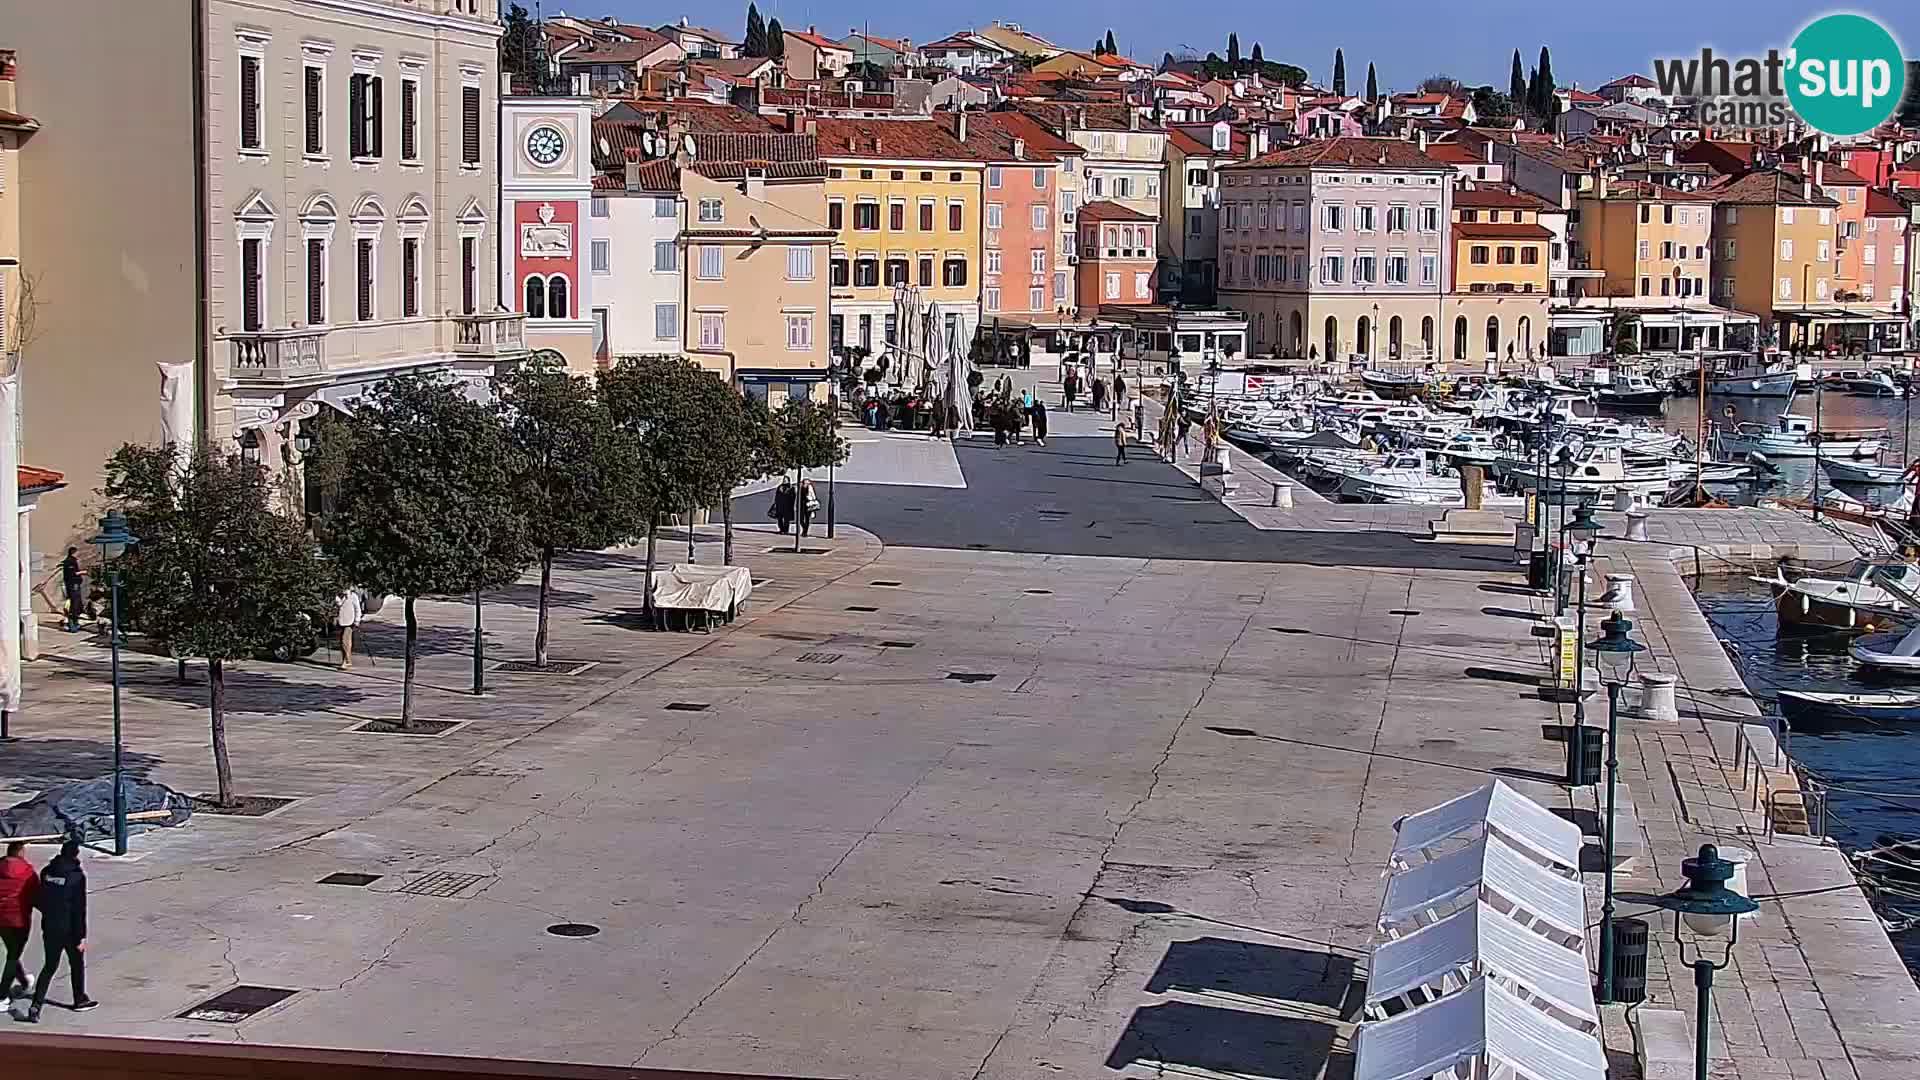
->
[1602,573,1637,613]
[1272,480,1293,509]
[1625,508,1650,542]
[1636,671,1679,722]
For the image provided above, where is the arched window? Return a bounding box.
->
[1324,315,1338,362]
[524,275,546,319]
[1289,311,1304,355]
[1421,316,1435,360]
[1356,315,1372,357]
[546,274,569,320]
[1517,316,1533,357]
[1485,316,1501,359]
[1256,311,1267,346]
[1388,315,1403,359]
[1453,315,1468,360]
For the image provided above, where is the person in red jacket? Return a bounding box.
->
[0,841,37,1002]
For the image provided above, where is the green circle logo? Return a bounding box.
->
[1787,14,1906,137]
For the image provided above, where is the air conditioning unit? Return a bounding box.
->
[1063,211,1076,223]
[1067,254,1080,265]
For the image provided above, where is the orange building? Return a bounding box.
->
[967,112,1081,321]
[1075,200,1157,310]
[1812,160,1871,299]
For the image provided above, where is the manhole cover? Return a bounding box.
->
[546,922,602,938]
[180,985,298,1023]
[396,871,491,898]
[797,652,844,664]
[491,660,598,676]
[317,872,381,887]
[879,640,915,649]
[946,672,996,684]
[870,580,903,587]
[665,702,710,711]
[845,605,878,612]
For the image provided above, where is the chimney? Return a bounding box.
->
[1814,159,1825,187]
[625,150,642,191]
[1417,128,1428,153]
[1245,136,1257,162]
[1257,126,1269,153]
[1013,137,1025,160]
[805,118,818,138]
[499,70,514,97]
[1485,139,1494,164]
[1596,172,1608,200]
[1076,106,1088,130]
[1663,146,1674,165]
[0,50,12,115]
[956,110,968,142]
[1129,109,1139,131]
[746,167,766,200]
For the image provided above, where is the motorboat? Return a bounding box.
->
[1332,450,1470,504]
[1314,388,1392,414]
[1431,430,1504,468]
[1593,374,1668,408]
[1715,414,1886,459]
[1851,622,1920,677]
[1756,559,1920,633]
[1502,444,1676,501]
[1777,689,1920,725]
[1820,458,1911,486]
[1360,369,1426,400]
[1709,370,1798,396]
[1838,371,1902,397]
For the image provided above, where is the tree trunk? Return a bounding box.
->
[209,657,234,807]
[722,495,734,565]
[687,504,696,563]
[472,588,485,696]
[643,513,658,628]
[794,469,804,553]
[534,546,554,667]
[401,595,419,731]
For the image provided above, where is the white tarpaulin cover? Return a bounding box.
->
[1354,977,1606,1080]
[1392,781,1583,875]
[1379,835,1586,940]
[1365,902,1597,1026]
[647,564,753,613]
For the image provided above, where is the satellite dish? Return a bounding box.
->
[642,131,656,156]
[597,136,611,157]
[682,133,697,158]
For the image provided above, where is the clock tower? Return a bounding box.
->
[501,88,596,371]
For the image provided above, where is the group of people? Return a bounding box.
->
[768,477,821,535]
[1,839,94,1023]
[1059,363,1124,417]
[983,376,1050,447]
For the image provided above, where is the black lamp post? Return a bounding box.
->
[87,510,138,856]
[1654,844,1761,1080]
[1588,610,1646,1003]
[1563,501,1600,787]
[1552,443,1580,615]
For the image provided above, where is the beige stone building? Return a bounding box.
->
[2,0,517,565]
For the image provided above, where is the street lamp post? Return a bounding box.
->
[1588,610,1647,1003]
[1653,844,1761,1080]
[1564,502,1600,787]
[87,510,138,856]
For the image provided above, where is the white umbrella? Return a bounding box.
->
[946,306,974,438]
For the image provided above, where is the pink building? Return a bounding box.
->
[1076,201,1157,309]
[1863,187,1908,316]
[970,112,1082,321]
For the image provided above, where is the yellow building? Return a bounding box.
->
[1444,186,1551,364]
[1574,178,1715,304]
[813,117,987,361]
[1707,168,1841,346]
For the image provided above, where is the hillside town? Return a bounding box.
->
[4,5,1920,1080]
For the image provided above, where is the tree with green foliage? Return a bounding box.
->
[1535,47,1556,117]
[596,357,719,622]
[494,356,640,669]
[1366,62,1378,101]
[743,4,767,58]
[104,444,339,806]
[1526,66,1540,119]
[689,384,775,566]
[1228,34,1240,66]
[499,3,550,93]
[768,399,849,552]
[320,374,529,728]
[1104,29,1117,55]
[766,17,785,62]
[1471,86,1516,122]
[1509,50,1527,112]
[1251,42,1263,64]
[848,60,889,85]
[1332,49,1346,95]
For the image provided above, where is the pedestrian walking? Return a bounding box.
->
[1177,412,1194,458]
[20,839,94,1021]
[0,841,36,1005]
[1062,368,1079,413]
[1030,397,1049,446]
[1114,417,1131,464]
[334,588,363,671]
[1090,376,1107,413]
[59,549,83,632]
[1112,374,1127,419]
[770,479,796,534]
[797,478,820,536]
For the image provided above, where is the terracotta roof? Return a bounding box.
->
[1513,142,1598,173]
[1394,93,1450,106]
[1423,142,1482,165]
[18,466,64,494]
[1077,199,1155,223]
[784,28,845,51]
[811,117,992,161]
[1223,137,1442,171]
[1809,163,1870,185]
[1867,187,1909,216]
[1592,179,1716,202]
[597,100,777,135]
[689,57,775,80]
[1013,101,1160,133]
[0,107,39,129]
[922,33,991,52]
[1091,51,1150,70]
[850,32,910,53]
[1455,221,1554,240]
[1454,186,1557,211]
[1565,89,1606,105]
[604,156,679,191]
[965,111,1082,162]
[1599,73,1655,89]
[1165,124,1249,158]
[1708,168,1840,207]
[1678,139,1758,175]
[558,37,674,66]
[659,23,739,45]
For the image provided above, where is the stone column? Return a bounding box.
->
[18,506,35,661]
[0,368,19,714]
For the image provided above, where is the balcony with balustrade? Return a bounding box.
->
[226,327,330,386]
[452,311,529,360]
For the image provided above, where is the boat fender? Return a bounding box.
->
[1747,451,1778,474]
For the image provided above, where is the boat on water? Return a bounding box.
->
[1821,458,1911,486]
[1331,450,1471,504]
[1593,374,1668,408]
[1709,370,1798,397]
[1756,559,1920,633]
[1431,430,1504,468]
[1715,413,1887,459]
[1852,623,1920,677]
[1837,371,1903,397]
[1360,369,1426,400]
[1777,689,1920,725]
[1314,388,1392,414]
[1501,444,1678,501]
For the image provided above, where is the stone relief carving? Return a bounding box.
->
[520,202,572,257]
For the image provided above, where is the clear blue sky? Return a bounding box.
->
[557,0,1919,91]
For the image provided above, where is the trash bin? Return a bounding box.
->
[1528,549,1552,590]
[1610,917,1650,1004]
[1567,723,1603,786]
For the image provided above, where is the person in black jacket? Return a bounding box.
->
[21,839,94,1021]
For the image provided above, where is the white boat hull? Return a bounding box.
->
[1717,434,1884,459]
[1821,458,1909,485]
[1709,372,1797,397]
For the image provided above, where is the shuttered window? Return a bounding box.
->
[461,237,477,314]
[356,238,374,320]
[369,75,383,157]
[462,85,481,165]
[239,55,261,149]
[349,74,366,157]
[400,78,418,160]
[303,66,324,154]
[306,239,326,324]
[241,239,264,331]
[402,237,419,317]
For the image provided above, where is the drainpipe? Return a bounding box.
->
[193,0,211,441]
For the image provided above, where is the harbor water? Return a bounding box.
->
[1629,387,1920,503]
[1693,574,1920,983]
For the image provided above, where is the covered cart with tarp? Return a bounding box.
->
[0,777,192,842]
[645,564,753,632]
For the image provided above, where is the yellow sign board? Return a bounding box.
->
[1524,492,1538,528]
[1557,623,1579,687]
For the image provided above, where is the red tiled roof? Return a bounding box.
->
[1455,221,1554,240]
[1811,163,1870,185]
[1091,52,1149,70]
[1394,93,1450,106]
[922,33,988,52]
[19,466,64,493]
[1077,199,1155,223]
[558,37,675,66]
[965,111,1082,162]
[1708,168,1840,207]
[1224,137,1441,171]
[1599,73,1655,89]
[1423,142,1482,164]
[1593,179,1716,202]
[598,100,777,135]
[851,32,910,53]
[1453,186,1557,211]
[1565,89,1606,105]
[0,107,38,129]
[784,28,844,51]
[658,23,739,45]
[811,116,993,161]
[1013,101,1160,134]
[689,57,775,79]
[1867,187,1909,216]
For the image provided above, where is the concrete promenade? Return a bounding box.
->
[0,384,1913,1080]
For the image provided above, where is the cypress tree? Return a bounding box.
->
[1366,62,1378,101]
[1228,33,1240,66]
[1251,42,1264,64]
[1332,48,1346,95]
[1536,46,1556,116]
[766,17,784,62]
[1509,50,1527,112]
[743,4,766,57]
[1104,29,1117,55]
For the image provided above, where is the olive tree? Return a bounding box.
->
[597,357,712,623]
[769,397,850,552]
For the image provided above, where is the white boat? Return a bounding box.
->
[1821,458,1911,485]
[1332,450,1468,504]
[1431,430,1504,468]
[1777,689,1920,724]
[1360,369,1426,399]
[1716,414,1887,459]
[1503,444,1675,500]
[1592,374,1668,407]
[1850,623,1920,676]
[1839,371,1902,397]
[1313,388,1391,414]
[1756,559,1920,633]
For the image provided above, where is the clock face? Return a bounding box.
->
[526,125,565,166]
